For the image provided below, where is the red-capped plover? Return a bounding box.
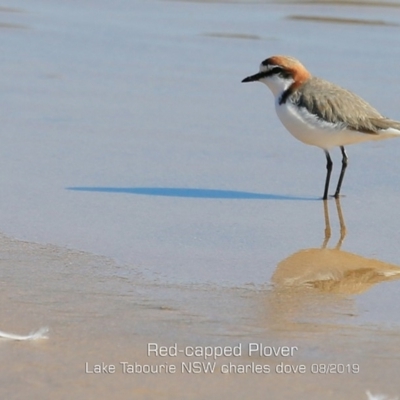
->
[242,55,400,200]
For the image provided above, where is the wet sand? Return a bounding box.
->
[1,0,400,398]
[2,228,400,399]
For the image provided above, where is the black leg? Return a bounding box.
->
[334,146,348,198]
[323,151,333,200]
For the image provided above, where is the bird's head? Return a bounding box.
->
[242,55,311,97]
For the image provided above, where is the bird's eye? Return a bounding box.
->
[270,67,283,74]
[269,67,291,79]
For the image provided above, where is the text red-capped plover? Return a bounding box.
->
[242,55,400,200]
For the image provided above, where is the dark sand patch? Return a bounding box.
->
[288,15,398,26]
[203,32,262,40]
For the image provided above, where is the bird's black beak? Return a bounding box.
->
[241,71,265,83]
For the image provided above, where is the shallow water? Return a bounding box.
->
[1,0,400,398]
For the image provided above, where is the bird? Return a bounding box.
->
[242,55,400,200]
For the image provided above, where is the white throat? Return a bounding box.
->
[259,75,294,98]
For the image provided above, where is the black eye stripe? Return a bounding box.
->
[264,66,292,79]
[256,68,279,79]
[270,66,283,73]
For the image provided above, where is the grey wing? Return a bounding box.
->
[367,117,400,132]
[295,77,400,134]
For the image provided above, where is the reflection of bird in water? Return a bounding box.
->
[272,199,400,295]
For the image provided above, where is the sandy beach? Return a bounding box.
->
[2,230,400,399]
[1,0,400,398]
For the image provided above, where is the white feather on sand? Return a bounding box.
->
[0,327,49,341]
[366,391,398,400]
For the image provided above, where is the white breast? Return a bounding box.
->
[275,100,389,150]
